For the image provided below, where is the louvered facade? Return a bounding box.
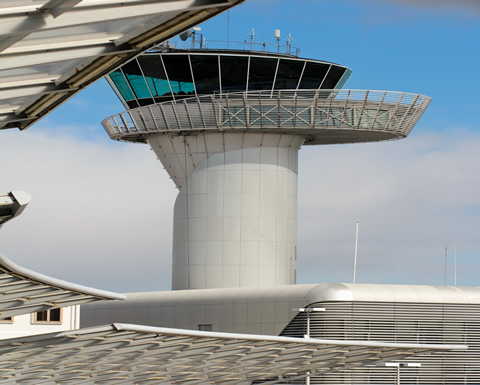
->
[281,300,479,384]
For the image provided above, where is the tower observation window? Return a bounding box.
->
[298,62,330,89]
[190,55,220,96]
[322,65,348,89]
[162,55,195,98]
[274,58,304,90]
[109,70,135,101]
[122,60,153,103]
[220,55,248,93]
[336,68,352,90]
[137,55,172,102]
[248,57,277,91]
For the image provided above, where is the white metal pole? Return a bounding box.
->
[445,246,447,286]
[306,310,310,385]
[454,240,457,286]
[397,364,400,385]
[353,221,359,283]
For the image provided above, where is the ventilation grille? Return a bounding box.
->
[281,301,480,384]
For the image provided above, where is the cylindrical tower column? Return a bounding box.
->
[147,132,304,290]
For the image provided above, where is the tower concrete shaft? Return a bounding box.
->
[148,132,303,290]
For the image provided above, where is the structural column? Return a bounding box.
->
[147,132,304,290]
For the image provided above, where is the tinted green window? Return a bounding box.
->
[248,57,277,91]
[274,59,304,90]
[138,55,171,98]
[109,70,135,101]
[162,55,195,96]
[190,55,220,95]
[322,65,347,89]
[220,55,248,93]
[122,59,152,99]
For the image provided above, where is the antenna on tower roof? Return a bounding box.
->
[274,29,280,52]
[227,11,230,49]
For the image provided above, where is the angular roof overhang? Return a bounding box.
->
[0,0,245,131]
[0,191,31,229]
[0,323,467,384]
[0,253,125,319]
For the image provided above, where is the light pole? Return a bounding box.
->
[377,362,421,385]
[292,307,326,384]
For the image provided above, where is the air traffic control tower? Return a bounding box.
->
[102,41,431,290]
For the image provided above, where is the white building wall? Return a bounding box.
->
[148,133,304,290]
[0,305,80,339]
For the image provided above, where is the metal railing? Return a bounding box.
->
[152,39,302,57]
[102,90,431,144]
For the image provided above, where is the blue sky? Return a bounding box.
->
[0,0,479,292]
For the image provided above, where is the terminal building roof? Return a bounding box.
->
[0,253,125,319]
[0,0,246,131]
[0,322,466,384]
[0,254,470,383]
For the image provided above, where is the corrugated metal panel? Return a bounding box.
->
[282,301,480,384]
[0,253,125,318]
[0,323,466,384]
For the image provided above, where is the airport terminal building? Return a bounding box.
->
[0,1,479,383]
[83,43,480,383]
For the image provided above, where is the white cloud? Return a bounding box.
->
[0,128,177,292]
[1,125,479,293]
[297,128,480,286]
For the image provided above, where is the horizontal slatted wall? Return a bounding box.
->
[281,301,480,384]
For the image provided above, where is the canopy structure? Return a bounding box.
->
[0,191,31,229]
[0,323,467,384]
[0,0,245,131]
[0,253,125,319]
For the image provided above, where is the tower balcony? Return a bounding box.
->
[102,89,431,146]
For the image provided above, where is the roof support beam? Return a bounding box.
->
[0,1,231,38]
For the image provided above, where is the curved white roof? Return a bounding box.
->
[304,282,480,304]
[0,322,466,384]
[0,0,245,130]
[0,253,125,318]
[99,282,480,308]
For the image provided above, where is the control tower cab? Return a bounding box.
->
[102,44,431,290]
